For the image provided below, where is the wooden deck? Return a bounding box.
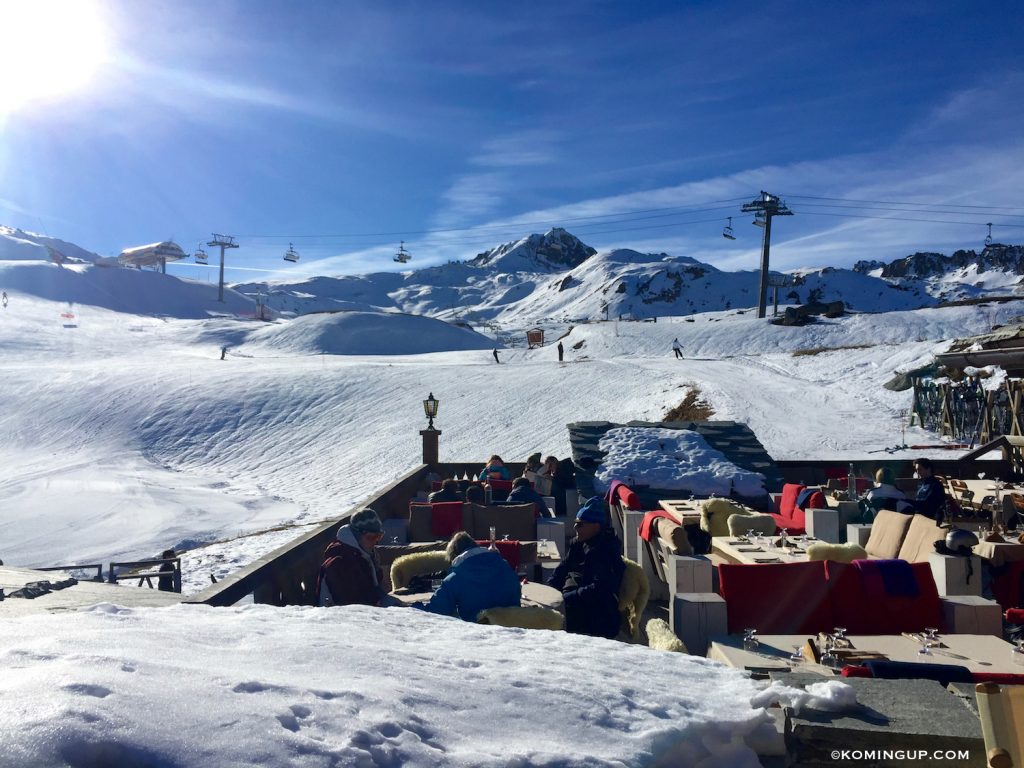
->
[0,565,182,617]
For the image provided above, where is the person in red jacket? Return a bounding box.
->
[318,508,388,607]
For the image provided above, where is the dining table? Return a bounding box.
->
[656,499,704,526]
[708,632,1023,675]
[711,535,813,565]
[389,580,565,613]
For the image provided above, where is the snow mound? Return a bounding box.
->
[243,310,498,355]
[594,426,767,497]
[0,603,772,768]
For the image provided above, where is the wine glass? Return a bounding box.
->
[790,643,804,662]
[821,634,838,668]
[924,627,939,643]
[917,635,934,655]
[1013,639,1024,665]
[746,528,756,544]
[742,628,758,650]
[833,627,848,644]
[979,472,986,481]
[391,536,400,545]
[430,578,443,593]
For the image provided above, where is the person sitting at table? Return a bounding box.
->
[465,484,486,504]
[318,508,390,607]
[865,467,910,512]
[418,532,521,621]
[908,458,946,522]
[542,455,576,517]
[507,476,550,518]
[548,496,625,639]
[523,452,543,474]
[481,455,511,481]
[429,478,462,503]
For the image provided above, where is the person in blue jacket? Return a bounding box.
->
[548,496,625,639]
[481,455,511,481]
[507,476,550,518]
[421,532,521,621]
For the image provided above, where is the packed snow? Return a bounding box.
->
[593,427,767,497]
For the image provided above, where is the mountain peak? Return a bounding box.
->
[470,228,596,272]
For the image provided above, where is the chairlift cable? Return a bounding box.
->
[780,194,1024,213]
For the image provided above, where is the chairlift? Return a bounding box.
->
[194,244,208,265]
[283,243,299,263]
[984,222,993,247]
[394,241,411,264]
[722,217,736,240]
[752,211,767,228]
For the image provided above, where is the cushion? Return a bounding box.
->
[865,510,913,559]
[802,490,827,510]
[477,605,564,630]
[469,503,536,542]
[896,513,946,563]
[617,485,642,511]
[617,559,650,640]
[865,660,973,686]
[655,518,693,555]
[778,484,806,518]
[408,503,434,542]
[826,560,942,634]
[806,542,867,563]
[390,551,450,590]
[727,512,776,537]
[700,498,748,537]
[718,560,833,634]
[645,618,688,653]
[430,502,466,539]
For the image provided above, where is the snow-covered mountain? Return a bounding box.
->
[235,228,950,325]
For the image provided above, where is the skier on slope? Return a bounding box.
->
[672,338,683,359]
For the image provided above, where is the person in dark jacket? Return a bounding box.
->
[910,458,946,522]
[420,532,521,621]
[507,476,550,518]
[429,478,462,503]
[543,455,576,517]
[548,496,625,639]
[157,549,177,592]
[318,508,388,607]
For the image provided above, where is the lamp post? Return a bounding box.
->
[420,392,441,466]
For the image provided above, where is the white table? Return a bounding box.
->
[711,536,811,565]
[391,581,564,613]
[709,633,1022,675]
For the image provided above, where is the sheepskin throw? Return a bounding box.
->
[805,542,867,563]
[700,498,748,537]
[617,559,650,640]
[477,605,565,631]
[389,551,451,590]
[726,512,776,537]
[645,618,688,653]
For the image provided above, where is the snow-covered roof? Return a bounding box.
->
[118,241,187,267]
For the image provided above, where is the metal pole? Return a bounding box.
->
[756,214,773,319]
[218,244,226,303]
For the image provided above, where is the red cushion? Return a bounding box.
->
[489,480,513,492]
[1006,608,1024,624]
[617,485,642,510]
[768,512,806,536]
[474,539,520,570]
[802,491,827,511]
[991,561,1024,611]
[825,561,942,634]
[430,502,464,538]
[779,484,805,517]
[718,561,833,634]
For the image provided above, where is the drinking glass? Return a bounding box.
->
[834,626,848,642]
[821,634,838,668]
[924,627,939,642]
[1013,639,1024,665]
[502,534,510,541]
[979,472,986,481]
[742,628,758,649]
[391,536,399,545]
[430,579,443,592]
[917,636,933,655]
[790,643,804,662]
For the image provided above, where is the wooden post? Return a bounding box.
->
[420,429,441,466]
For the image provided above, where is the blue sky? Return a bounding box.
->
[2,0,1022,282]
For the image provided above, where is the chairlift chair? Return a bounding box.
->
[985,222,994,247]
[283,243,300,263]
[194,245,208,265]
[752,211,767,228]
[394,241,411,264]
[722,217,736,240]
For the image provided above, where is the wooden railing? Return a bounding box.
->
[188,464,431,607]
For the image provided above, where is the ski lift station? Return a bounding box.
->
[118,241,188,273]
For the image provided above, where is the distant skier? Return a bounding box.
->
[1,291,6,309]
[557,341,564,362]
[220,346,227,360]
[492,349,501,364]
[672,338,683,359]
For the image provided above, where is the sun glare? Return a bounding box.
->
[0,0,108,114]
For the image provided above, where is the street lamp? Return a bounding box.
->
[423,392,439,431]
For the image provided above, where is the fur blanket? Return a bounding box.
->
[390,551,451,590]
[806,542,867,563]
[645,618,688,653]
[617,559,650,640]
[477,605,564,631]
[700,498,748,537]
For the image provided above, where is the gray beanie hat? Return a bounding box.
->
[349,508,384,536]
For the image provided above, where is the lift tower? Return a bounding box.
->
[741,192,793,318]
[207,234,239,303]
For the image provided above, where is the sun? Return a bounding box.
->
[0,0,108,114]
